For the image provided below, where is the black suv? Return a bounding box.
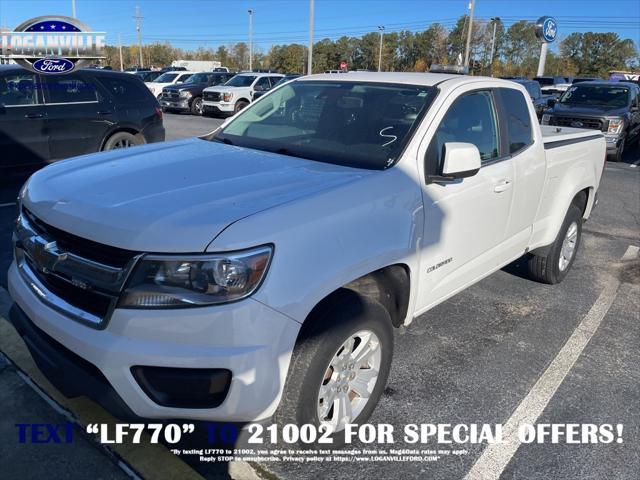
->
[0,65,164,169]
[160,72,235,115]
[542,81,640,162]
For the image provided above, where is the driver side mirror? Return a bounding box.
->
[253,84,265,92]
[440,142,481,179]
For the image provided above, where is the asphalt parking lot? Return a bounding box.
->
[0,117,638,480]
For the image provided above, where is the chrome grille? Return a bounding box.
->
[15,210,141,327]
[161,90,179,100]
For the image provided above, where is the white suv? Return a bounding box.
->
[146,71,194,98]
[202,72,283,116]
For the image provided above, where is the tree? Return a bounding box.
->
[503,21,539,76]
[560,32,638,77]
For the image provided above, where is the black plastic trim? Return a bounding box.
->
[544,134,603,150]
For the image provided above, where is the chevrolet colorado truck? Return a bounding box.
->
[8,73,606,442]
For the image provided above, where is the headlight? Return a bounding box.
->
[541,114,551,125]
[180,90,192,98]
[607,118,624,135]
[223,92,233,102]
[119,245,273,308]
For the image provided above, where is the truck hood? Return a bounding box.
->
[205,86,243,94]
[23,138,371,253]
[552,103,628,117]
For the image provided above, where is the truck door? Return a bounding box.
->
[417,88,515,310]
[494,87,546,261]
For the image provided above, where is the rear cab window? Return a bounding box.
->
[497,88,534,155]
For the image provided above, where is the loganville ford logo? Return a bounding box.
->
[535,16,558,43]
[0,16,105,74]
[571,121,584,128]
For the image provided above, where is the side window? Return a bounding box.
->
[430,91,500,172]
[0,73,40,106]
[254,77,272,91]
[46,75,98,103]
[95,76,149,103]
[498,88,533,155]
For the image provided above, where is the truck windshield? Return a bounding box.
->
[559,85,630,108]
[214,81,437,170]
[155,73,178,83]
[225,75,257,87]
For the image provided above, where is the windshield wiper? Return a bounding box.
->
[272,147,311,160]
[211,136,234,146]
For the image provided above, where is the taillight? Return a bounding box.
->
[155,106,163,120]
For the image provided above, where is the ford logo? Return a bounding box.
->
[571,121,584,128]
[32,58,75,74]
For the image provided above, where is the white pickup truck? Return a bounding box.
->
[8,73,605,441]
[202,72,283,116]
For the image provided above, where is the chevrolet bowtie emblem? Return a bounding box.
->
[29,237,68,272]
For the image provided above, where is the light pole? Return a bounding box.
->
[248,9,253,71]
[72,0,77,18]
[378,25,385,72]
[307,0,314,75]
[134,6,143,68]
[488,17,499,76]
[463,0,475,70]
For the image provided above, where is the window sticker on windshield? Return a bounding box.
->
[418,91,428,97]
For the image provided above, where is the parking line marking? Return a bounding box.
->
[465,274,621,480]
[621,245,639,261]
[0,202,16,208]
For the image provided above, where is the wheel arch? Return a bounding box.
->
[304,264,411,329]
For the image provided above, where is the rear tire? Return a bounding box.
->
[527,203,583,284]
[102,132,142,151]
[273,289,393,447]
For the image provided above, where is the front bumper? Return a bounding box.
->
[8,261,300,422]
[160,98,190,111]
[203,101,235,113]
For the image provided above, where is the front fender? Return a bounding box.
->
[209,167,424,324]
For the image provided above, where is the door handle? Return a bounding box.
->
[24,113,44,119]
[97,110,113,115]
[493,179,512,193]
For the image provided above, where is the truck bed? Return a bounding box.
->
[540,125,604,148]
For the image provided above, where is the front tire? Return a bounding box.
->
[608,138,625,162]
[273,289,393,446]
[234,100,249,114]
[190,97,203,115]
[527,203,583,284]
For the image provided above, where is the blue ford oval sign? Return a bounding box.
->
[33,58,76,74]
[0,16,105,74]
[535,16,558,43]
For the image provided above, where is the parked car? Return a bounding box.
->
[202,72,283,116]
[542,81,640,161]
[0,65,164,168]
[252,74,301,100]
[133,70,163,83]
[510,78,553,119]
[146,71,194,99]
[160,66,187,72]
[571,77,600,85]
[7,73,605,443]
[534,76,572,95]
[159,71,235,115]
[124,67,150,74]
